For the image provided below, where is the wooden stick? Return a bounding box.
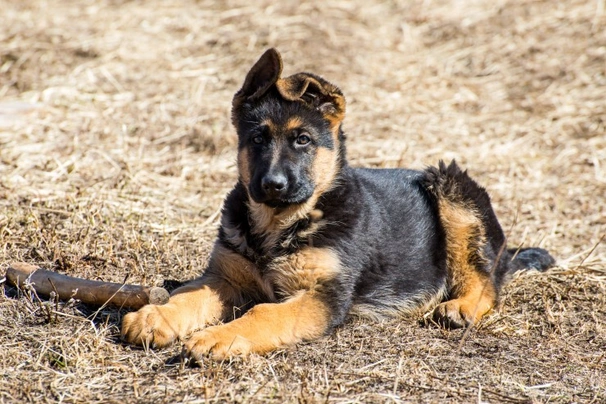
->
[6,262,169,310]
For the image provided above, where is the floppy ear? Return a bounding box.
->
[234,48,283,101]
[276,73,346,128]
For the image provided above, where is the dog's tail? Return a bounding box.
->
[506,247,555,273]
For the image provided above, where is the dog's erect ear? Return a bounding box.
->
[276,73,346,128]
[235,48,283,101]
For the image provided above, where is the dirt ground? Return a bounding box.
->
[1,0,605,402]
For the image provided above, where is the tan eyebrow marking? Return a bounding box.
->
[285,116,304,132]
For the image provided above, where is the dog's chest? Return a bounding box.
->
[220,211,331,295]
[222,218,317,267]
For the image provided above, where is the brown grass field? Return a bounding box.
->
[1,0,605,402]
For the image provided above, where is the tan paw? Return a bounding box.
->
[184,325,254,361]
[121,304,181,347]
[432,299,479,329]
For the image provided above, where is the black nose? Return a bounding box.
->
[261,173,288,195]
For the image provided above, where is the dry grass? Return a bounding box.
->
[1,0,605,402]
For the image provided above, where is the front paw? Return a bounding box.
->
[121,304,181,347]
[184,326,254,361]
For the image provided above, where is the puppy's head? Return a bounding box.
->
[232,49,346,209]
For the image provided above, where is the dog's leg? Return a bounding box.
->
[431,197,498,328]
[185,246,340,360]
[121,277,233,347]
[424,161,501,328]
[432,268,496,328]
[185,291,330,360]
[121,243,257,347]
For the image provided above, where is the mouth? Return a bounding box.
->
[249,187,313,209]
[262,198,302,209]
[258,194,311,209]
[263,200,290,209]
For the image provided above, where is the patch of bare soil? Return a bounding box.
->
[1,0,604,402]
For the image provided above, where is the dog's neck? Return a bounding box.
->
[246,194,323,252]
[219,195,325,270]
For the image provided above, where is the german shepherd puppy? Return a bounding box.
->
[122,49,554,361]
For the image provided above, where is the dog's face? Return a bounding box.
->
[231,49,346,208]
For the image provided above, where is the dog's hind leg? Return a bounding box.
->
[423,160,502,328]
[431,196,497,328]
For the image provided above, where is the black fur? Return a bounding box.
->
[508,247,556,272]
[218,49,556,332]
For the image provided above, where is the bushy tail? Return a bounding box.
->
[507,247,555,273]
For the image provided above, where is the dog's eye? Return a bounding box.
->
[296,133,311,146]
[252,135,264,144]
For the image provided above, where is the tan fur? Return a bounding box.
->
[433,199,496,326]
[185,291,330,359]
[433,283,495,326]
[260,118,277,133]
[237,148,251,186]
[237,67,344,247]
[285,116,304,132]
[268,247,341,295]
[207,243,275,301]
[312,147,340,196]
[121,243,262,346]
[275,77,301,100]
[183,249,337,360]
[121,280,227,347]
[321,91,346,132]
[122,49,523,362]
[247,201,311,252]
[275,74,345,132]
[122,244,339,351]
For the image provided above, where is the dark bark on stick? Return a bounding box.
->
[6,262,169,310]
